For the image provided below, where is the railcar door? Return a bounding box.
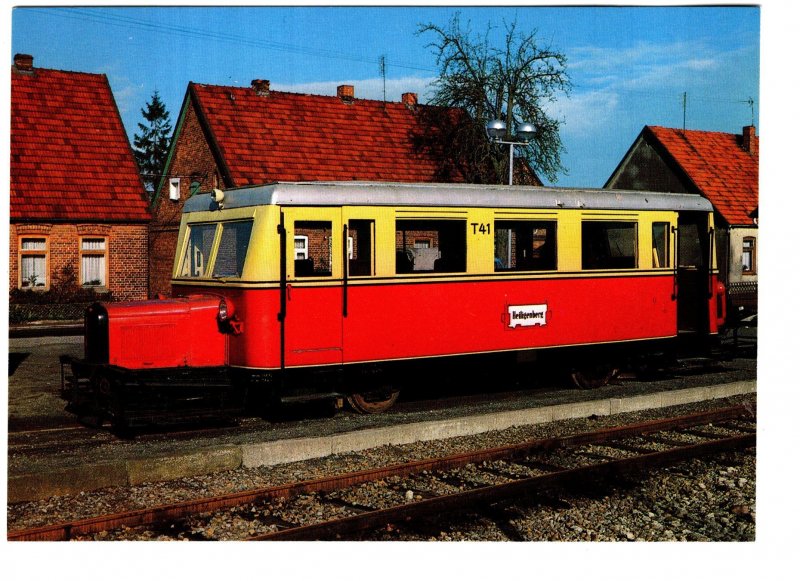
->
[280,207,344,368]
[676,212,711,333]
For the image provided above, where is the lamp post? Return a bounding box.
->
[486,120,536,185]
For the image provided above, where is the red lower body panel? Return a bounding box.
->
[178,274,677,370]
[343,275,676,364]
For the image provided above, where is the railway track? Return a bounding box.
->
[8,404,755,542]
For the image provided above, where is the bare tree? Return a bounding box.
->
[419,14,571,184]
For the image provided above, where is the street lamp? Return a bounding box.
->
[486,119,536,185]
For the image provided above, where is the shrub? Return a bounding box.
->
[9,265,113,322]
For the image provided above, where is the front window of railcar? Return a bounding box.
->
[181,223,217,277]
[179,221,254,278]
[213,221,254,278]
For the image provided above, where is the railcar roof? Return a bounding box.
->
[183,181,714,214]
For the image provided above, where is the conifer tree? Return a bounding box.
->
[133,91,173,194]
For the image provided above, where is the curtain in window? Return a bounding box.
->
[21,239,46,251]
[82,255,105,285]
[81,239,106,285]
[20,239,47,287]
[21,255,46,287]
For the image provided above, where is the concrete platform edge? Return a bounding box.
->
[9,381,756,503]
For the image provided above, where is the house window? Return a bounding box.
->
[80,237,108,287]
[294,235,309,260]
[742,237,756,274]
[19,237,48,289]
[169,178,181,201]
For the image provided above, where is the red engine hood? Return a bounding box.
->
[102,294,229,369]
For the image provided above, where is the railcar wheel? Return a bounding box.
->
[570,364,618,389]
[346,387,400,414]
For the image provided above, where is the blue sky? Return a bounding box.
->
[10,4,760,187]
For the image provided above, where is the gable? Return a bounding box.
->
[606,134,692,194]
[607,126,758,227]
[11,65,150,222]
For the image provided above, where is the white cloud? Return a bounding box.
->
[108,81,139,116]
[570,39,721,92]
[549,90,620,136]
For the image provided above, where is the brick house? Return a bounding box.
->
[605,125,759,313]
[149,80,536,295]
[10,54,150,306]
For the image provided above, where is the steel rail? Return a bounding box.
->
[250,433,755,541]
[7,404,754,542]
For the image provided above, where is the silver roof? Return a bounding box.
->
[183,181,714,214]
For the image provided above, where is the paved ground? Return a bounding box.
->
[8,335,83,431]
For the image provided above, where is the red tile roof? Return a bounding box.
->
[190,83,469,185]
[11,66,150,222]
[646,125,758,226]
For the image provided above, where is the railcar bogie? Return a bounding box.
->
[61,181,726,432]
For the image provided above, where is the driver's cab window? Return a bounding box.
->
[180,223,217,277]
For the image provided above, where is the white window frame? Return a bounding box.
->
[169,177,181,201]
[80,236,109,287]
[18,236,49,290]
[294,235,309,260]
[742,237,756,275]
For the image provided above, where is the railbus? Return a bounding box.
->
[62,181,725,429]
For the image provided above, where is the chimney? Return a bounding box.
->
[251,79,270,97]
[14,53,33,72]
[402,92,418,109]
[742,125,756,154]
[337,84,355,103]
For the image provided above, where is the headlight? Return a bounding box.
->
[218,298,229,322]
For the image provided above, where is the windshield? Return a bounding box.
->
[179,220,254,278]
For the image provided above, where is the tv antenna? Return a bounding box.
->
[379,55,387,104]
[682,91,687,131]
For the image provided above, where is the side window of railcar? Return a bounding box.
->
[294,221,332,277]
[652,222,670,268]
[348,219,374,276]
[212,220,254,278]
[581,221,638,270]
[180,223,217,277]
[395,219,466,273]
[494,221,556,271]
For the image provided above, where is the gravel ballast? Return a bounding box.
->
[8,394,756,541]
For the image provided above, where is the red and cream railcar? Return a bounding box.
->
[63,182,725,428]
